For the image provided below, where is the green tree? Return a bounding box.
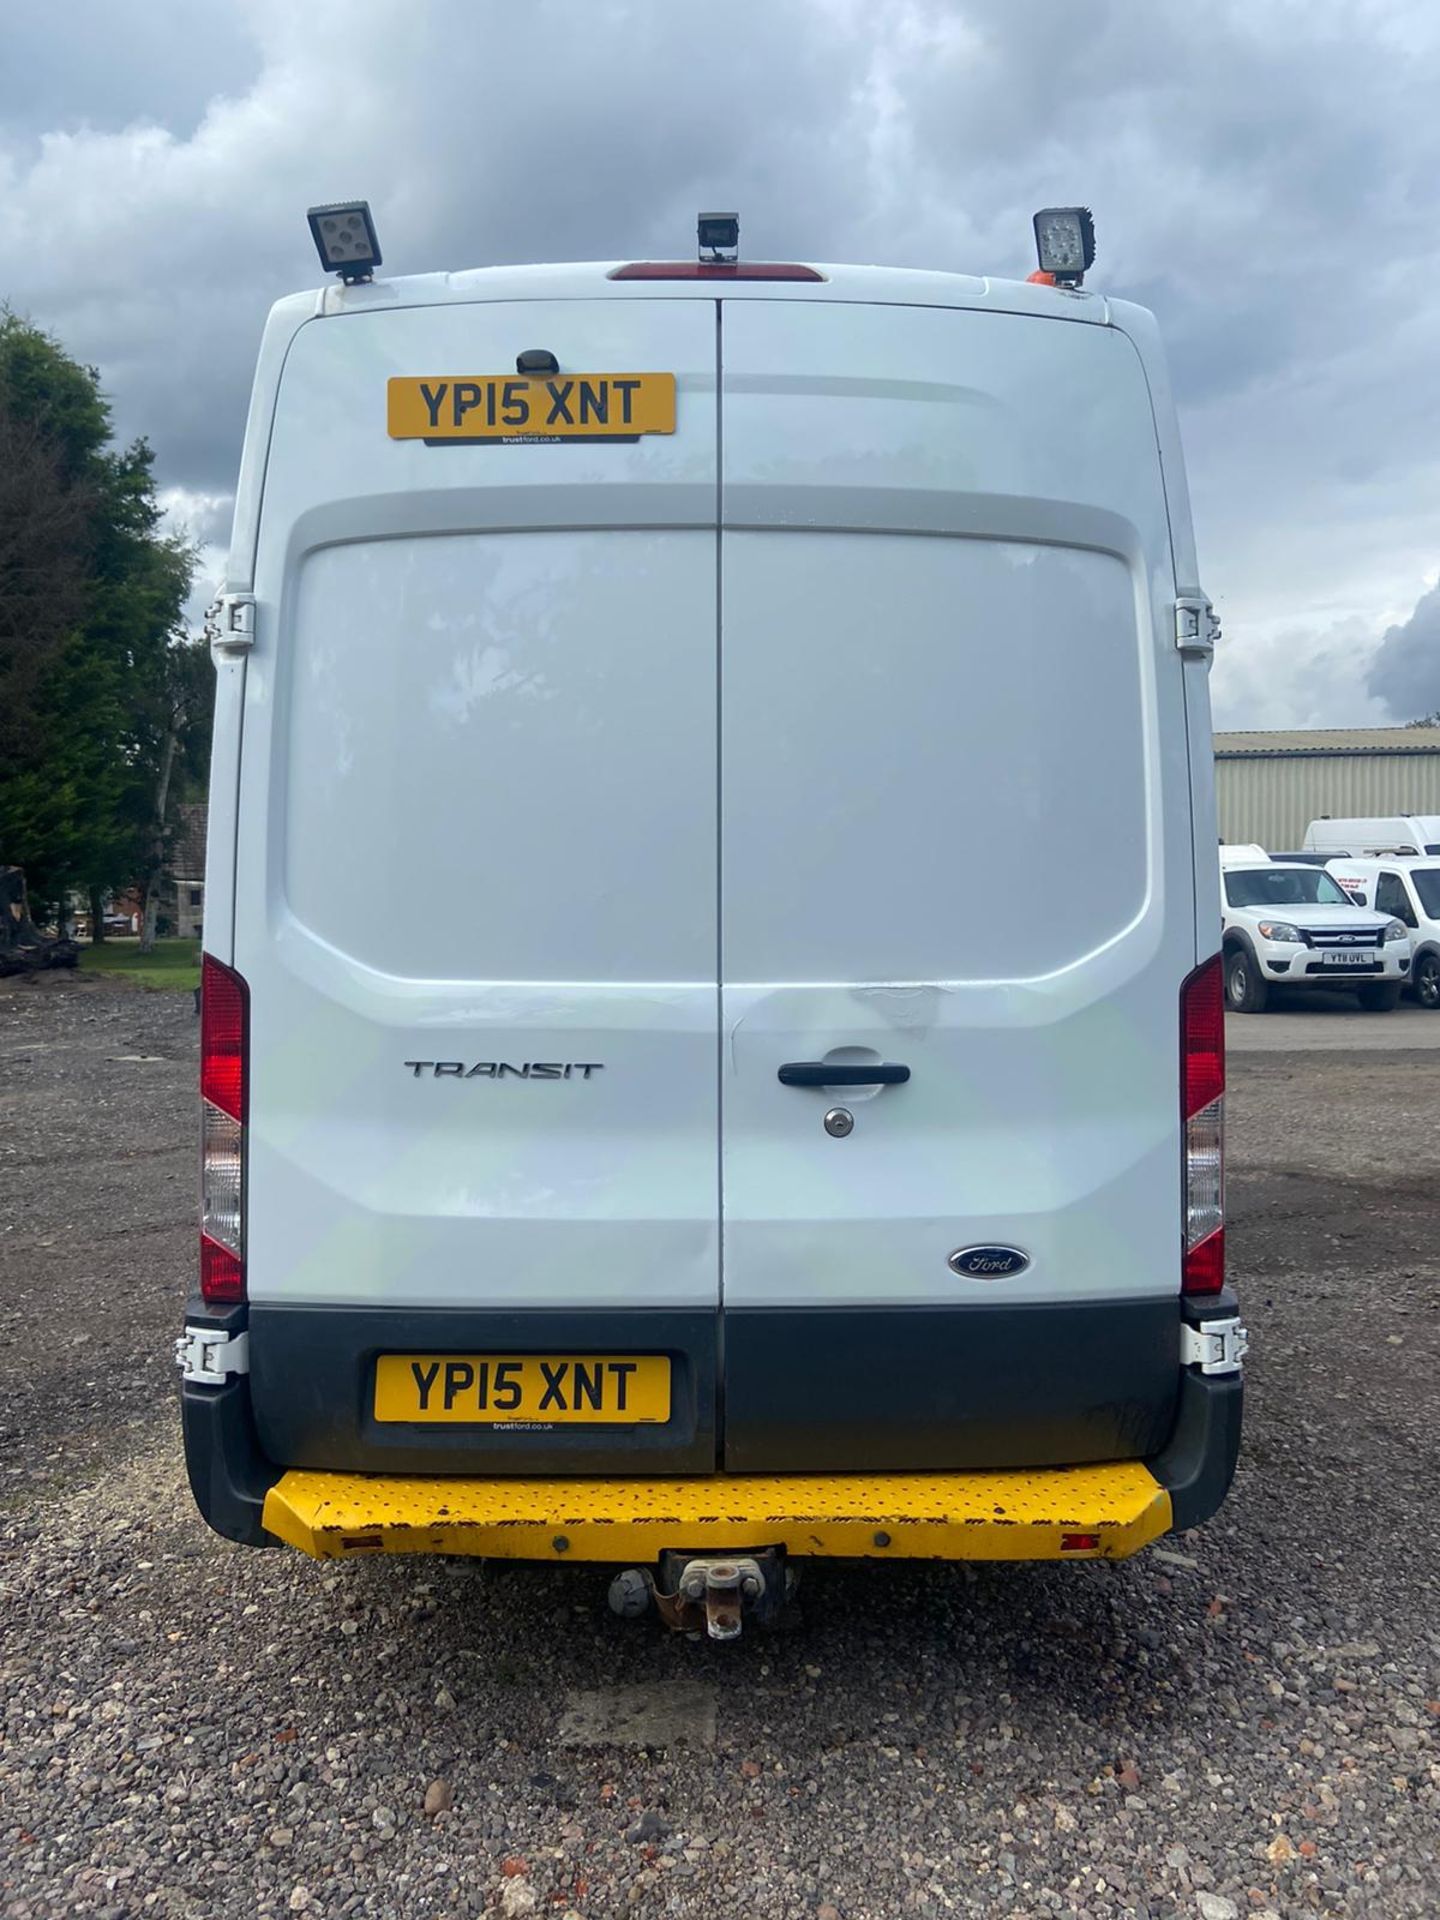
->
[0,313,199,925]
[136,631,213,951]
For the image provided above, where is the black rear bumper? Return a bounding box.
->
[180,1292,1244,1552]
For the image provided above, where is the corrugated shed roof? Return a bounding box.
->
[1215,727,1440,758]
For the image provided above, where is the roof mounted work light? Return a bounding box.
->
[307,200,382,283]
[697,211,739,263]
[1031,206,1095,287]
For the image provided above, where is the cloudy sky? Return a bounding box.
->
[3,0,1439,729]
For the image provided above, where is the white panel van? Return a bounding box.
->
[178,234,1244,1621]
[1303,816,1440,857]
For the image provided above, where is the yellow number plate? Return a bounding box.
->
[387,374,675,443]
[373,1353,671,1425]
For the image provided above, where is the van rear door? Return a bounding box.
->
[234,298,722,1473]
[717,300,1195,1471]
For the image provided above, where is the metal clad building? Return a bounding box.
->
[1214,728,1440,849]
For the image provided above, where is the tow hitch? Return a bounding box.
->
[608,1548,790,1640]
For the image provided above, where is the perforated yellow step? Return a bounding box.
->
[262,1461,1171,1563]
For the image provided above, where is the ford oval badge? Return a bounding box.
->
[948,1244,1030,1280]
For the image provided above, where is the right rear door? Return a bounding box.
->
[717,299,1196,1471]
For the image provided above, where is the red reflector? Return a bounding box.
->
[608,261,825,281]
[1182,1226,1226,1296]
[201,953,248,1124]
[200,1235,245,1304]
[1060,1533,1100,1552]
[1181,953,1224,1116]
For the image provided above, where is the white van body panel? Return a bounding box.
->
[205,261,1219,1478]
[718,299,1193,1309]
[1303,815,1440,856]
[232,298,721,1311]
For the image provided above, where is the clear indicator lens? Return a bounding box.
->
[202,1098,243,1254]
[1184,1095,1224,1251]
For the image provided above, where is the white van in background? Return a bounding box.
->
[1220,852,1410,1012]
[1326,857,1440,1009]
[177,207,1243,1622]
[1303,815,1440,857]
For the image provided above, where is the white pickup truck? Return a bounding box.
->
[1219,851,1410,1012]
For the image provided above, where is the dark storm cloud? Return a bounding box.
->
[0,0,871,496]
[2,0,1439,719]
[1368,581,1440,721]
[0,0,262,145]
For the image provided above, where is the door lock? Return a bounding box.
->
[823,1107,854,1138]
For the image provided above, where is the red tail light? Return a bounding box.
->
[201,953,247,1122]
[200,1236,245,1305]
[1181,954,1225,1294]
[201,954,248,1304]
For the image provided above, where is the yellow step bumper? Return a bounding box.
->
[262,1462,1172,1564]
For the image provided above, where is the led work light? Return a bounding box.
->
[307,201,382,283]
[1032,206,1095,286]
[698,211,740,263]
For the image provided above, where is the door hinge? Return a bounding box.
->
[1180,1315,1248,1376]
[1175,595,1220,659]
[174,1325,250,1385]
[205,592,256,657]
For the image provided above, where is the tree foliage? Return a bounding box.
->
[0,311,204,913]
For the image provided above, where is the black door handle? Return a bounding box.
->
[777,1061,911,1088]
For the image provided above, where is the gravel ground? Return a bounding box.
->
[0,973,194,1505]
[1,978,1437,1920]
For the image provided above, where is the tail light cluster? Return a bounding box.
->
[200,953,248,1304]
[1181,953,1225,1294]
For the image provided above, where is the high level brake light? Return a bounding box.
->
[612,207,824,281]
[200,954,249,1304]
[1181,954,1225,1295]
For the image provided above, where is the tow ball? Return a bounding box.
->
[608,1549,790,1640]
